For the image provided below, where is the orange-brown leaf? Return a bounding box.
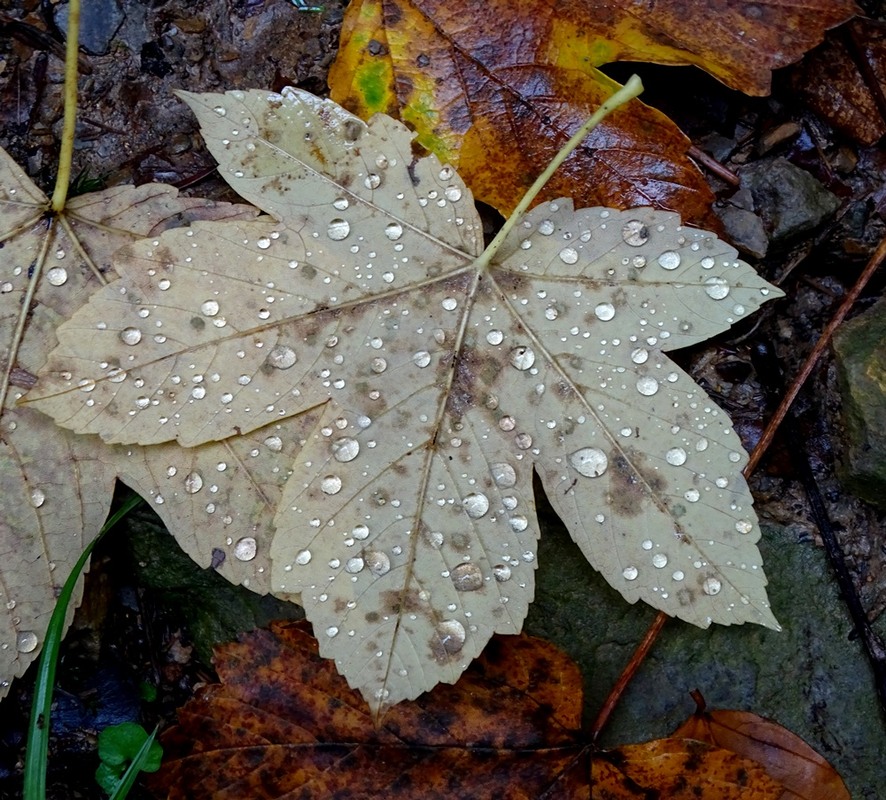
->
[154,621,587,799]
[329,0,855,224]
[672,700,851,800]
[595,738,783,799]
[152,623,792,799]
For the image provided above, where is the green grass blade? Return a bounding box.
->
[23,493,144,800]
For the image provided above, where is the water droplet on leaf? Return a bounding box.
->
[266,345,297,369]
[463,492,489,519]
[569,447,608,477]
[46,267,68,286]
[435,619,466,654]
[234,537,257,561]
[621,220,649,246]
[451,562,483,591]
[509,346,535,370]
[333,437,360,462]
[321,474,343,494]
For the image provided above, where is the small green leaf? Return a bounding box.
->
[98,722,162,770]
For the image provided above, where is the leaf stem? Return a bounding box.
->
[50,0,81,213]
[472,74,644,272]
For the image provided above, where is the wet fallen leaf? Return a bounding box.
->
[151,621,788,799]
[0,146,268,697]
[26,88,782,711]
[328,0,855,222]
[793,20,886,146]
[672,690,851,800]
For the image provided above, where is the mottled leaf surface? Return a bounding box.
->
[672,697,851,800]
[328,0,855,221]
[0,146,265,697]
[152,621,786,799]
[28,89,781,710]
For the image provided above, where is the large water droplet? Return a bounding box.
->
[184,471,204,494]
[735,519,753,535]
[704,276,730,300]
[451,562,483,591]
[321,474,342,494]
[703,576,721,595]
[665,447,687,466]
[384,222,403,241]
[267,345,297,369]
[509,515,528,532]
[46,267,68,286]
[16,631,38,653]
[353,524,370,540]
[333,437,360,462]
[657,251,681,270]
[630,347,649,364]
[594,302,615,321]
[622,220,649,246]
[569,447,608,477]
[636,376,659,396]
[490,462,516,488]
[345,557,364,573]
[622,566,638,581]
[486,329,504,346]
[29,488,46,508]
[493,564,512,582]
[201,300,220,317]
[296,549,312,565]
[652,553,668,568]
[370,357,387,373]
[509,346,535,370]
[559,247,579,264]
[364,173,381,189]
[412,350,431,368]
[463,492,490,519]
[435,619,466,655]
[366,550,391,576]
[234,537,257,561]
[119,327,143,346]
[327,218,351,240]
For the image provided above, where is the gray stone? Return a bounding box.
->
[525,514,886,799]
[833,297,886,508]
[55,0,125,56]
[717,204,769,258]
[740,157,840,243]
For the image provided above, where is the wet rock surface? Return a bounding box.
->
[833,296,886,508]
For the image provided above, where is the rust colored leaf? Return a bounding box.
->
[672,692,851,800]
[152,622,787,799]
[329,0,855,224]
[153,621,585,799]
[794,20,886,146]
[594,738,782,799]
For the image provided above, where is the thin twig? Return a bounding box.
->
[589,611,667,743]
[688,144,740,186]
